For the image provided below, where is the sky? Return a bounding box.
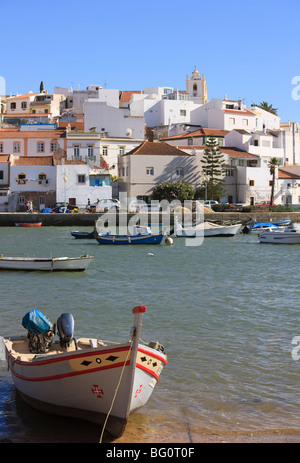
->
[1,0,300,123]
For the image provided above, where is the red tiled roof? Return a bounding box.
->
[173,145,259,159]
[0,155,10,162]
[125,141,192,156]
[278,168,300,179]
[161,127,228,141]
[119,91,144,102]
[224,108,255,116]
[11,156,54,166]
[0,129,66,138]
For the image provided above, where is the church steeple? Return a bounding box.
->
[186,66,208,104]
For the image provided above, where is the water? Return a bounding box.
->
[0,225,300,442]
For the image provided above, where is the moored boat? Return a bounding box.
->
[0,254,94,271]
[3,306,167,439]
[242,219,291,234]
[174,220,242,237]
[258,223,300,244]
[71,230,96,239]
[15,222,42,227]
[95,225,165,245]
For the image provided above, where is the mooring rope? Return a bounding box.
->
[99,339,133,443]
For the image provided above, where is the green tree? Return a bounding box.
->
[268,157,278,207]
[256,101,278,115]
[200,136,226,200]
[151,180,194,202]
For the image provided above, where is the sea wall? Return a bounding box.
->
[1,211,300,227]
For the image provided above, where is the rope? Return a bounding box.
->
[99,339,133,443]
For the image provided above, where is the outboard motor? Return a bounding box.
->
[57,313,77,349]
[22,309,54,354]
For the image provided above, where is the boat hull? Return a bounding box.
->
[71,231,96,239]
[15,222,42,227]
[4,338,167,438]
[175,222,241,237]
[95,232,164,245]
[259,231,300,244]
[0,255,93,271]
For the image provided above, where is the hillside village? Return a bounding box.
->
[0,66,299,212]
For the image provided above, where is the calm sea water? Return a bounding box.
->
[0,224,300,443]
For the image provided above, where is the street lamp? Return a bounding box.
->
[202,176,210,201]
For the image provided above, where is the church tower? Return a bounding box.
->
[186,66,208,104]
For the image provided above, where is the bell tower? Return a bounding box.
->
[186,66,208,104]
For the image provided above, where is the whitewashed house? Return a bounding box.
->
[278,167,300,205]
[0,155,10,211]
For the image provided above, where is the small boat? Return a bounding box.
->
[71,230,96,239]
[258,223,300,244]
[241,220,290,234]
[174,220,242,237]
[95,225,165,245]
[15,222,42,227]
[3,305,167,439]
[0,254,94,271]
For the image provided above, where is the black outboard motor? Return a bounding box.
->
[57,313,77,349]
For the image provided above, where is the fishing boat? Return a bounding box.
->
[0,254,94,271]
[3,306,167,439]
[95,225,165,245]
[241,220,290,234]
[258,223,300,244]
[71,230,96,239]
[15,222,42,227]
[174,220,242,237]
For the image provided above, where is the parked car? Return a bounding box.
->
[128,200,162,212]
[91,198,120,212]
[204,200,219,206]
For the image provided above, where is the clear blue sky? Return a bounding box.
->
[1,0,300,123]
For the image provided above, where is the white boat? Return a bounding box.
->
[3,306,167,439]
[0,254,94,271]
[258,223,300,244]
[174,220,242,237]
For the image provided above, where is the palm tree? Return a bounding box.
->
[256,101,278,115]
[268,157,278,207]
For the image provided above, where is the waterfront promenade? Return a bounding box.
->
[0,211,300,227]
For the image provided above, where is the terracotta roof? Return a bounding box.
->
[11,156,54,166]
[3,113,51,118]
[161,127,228,141]
[119,91,144,102]
[278,167,300,179]
[0,128,66,138]
[125,141,192,156]
[224,108,255,116]
[59,122,85,130]
[0,155,10,162]
[6,94,39,100]
[173,145,260,159]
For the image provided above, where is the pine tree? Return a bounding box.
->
[200,136,226,200]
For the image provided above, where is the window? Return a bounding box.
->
[102,146,108,156]
[249,179,255,186]
[0,143,3,153]
[180,110,186,116]
[19,196,25,204]
[10,102,16,110]
[229,117,235,125]
[77,174,86,184]
[74,145,80,157]
[51,142,57,152]
[119,146,125,155]
[146,167,154,176]
[176,168,184,177]
[242,119,248,126]
[37,142,44,153]
[238,160,244,166]
[0,170,3,179]
[88,145,94,157]
[21,102,27,109]
[38,173,47,185]
[18,173,26,184]
[13,142,20,153]
[225,169,234,177]
[269,180,273,187]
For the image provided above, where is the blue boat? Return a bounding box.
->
[71,230,96,239]
[242,219,291,234]
[95,226,165,245]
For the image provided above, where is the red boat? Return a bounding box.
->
[15,222,42,227]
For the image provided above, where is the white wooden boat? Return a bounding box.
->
[258,223,300,244]
[3,306,167,439]
[174,220,242,237]
[0,254,94,271]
